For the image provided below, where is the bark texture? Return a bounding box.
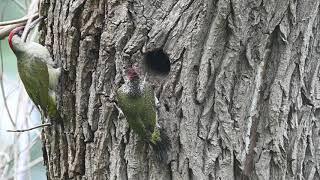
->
[40,0,320,179]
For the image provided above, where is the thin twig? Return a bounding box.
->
[27,114,32,180]
[23,102,42,136]
[7,123,51,133]
[0,13,38,26]
[4,84,20,99]
[28,107,41,136]
[0,5,18,179]
[0,5,16,127]
[26,116,42,136]
[0,22,26,39]
[0,75,16,127]
[21,0,39,42]
[0,13,39,40]
[14,84,24,137]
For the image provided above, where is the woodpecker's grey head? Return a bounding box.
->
[8,26,25,53]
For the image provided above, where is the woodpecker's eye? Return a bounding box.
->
[8,26,25,50]
[11,27,24,37]
[12,27,24,37]
[16,29,24,37]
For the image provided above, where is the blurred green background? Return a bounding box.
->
[0,0,46,179]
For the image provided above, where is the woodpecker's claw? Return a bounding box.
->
[114,103,125,119]
[97,91,125,119]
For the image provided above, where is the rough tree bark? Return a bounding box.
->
[39,0,320,179]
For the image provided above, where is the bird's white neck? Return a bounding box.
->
[127,78,143,97]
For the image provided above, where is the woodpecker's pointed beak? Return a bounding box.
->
[23,17,43,40]
[29,17,43,30]
[20,16,44,42]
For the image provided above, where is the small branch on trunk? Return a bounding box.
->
[7,123,51,133]
[0,13,38,26]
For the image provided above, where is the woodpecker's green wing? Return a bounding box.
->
[140,83,157,132]
[27,42,60,88]
[17,56,49,116]
[116,83,157,139]
[116,80,170,162]
[25,41,60,118]
[116,86,149,139]
[11,36,59,119]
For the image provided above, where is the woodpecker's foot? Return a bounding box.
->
[113,103,125,119]
[97,91,124,119]
[118,112,125,119]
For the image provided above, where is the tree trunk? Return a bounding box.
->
[40,0,320,179]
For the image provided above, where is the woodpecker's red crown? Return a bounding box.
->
[127,68,139,81]
[8,26,24,50]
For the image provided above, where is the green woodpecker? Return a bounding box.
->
[8,26,60,119]
[116,67,170,162]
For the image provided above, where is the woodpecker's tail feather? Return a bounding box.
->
[149,128,171,163]
[48,91,63,122]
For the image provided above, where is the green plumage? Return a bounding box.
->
[116,73,170,162]
[11,36,60,119]
[117,83,157,138]
[17,53,49,115]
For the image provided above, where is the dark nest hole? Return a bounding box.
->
[144,50,170,75]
